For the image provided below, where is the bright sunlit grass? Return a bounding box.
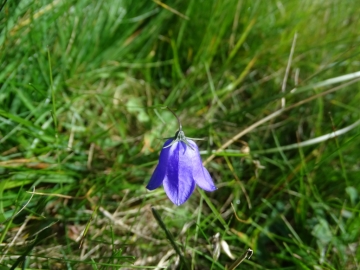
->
[1,0,360,269]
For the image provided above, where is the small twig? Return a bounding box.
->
[203,109,284,166]
[227,248,253,270]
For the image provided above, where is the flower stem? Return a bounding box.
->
[151,207,190,270]
[166,106,182,130]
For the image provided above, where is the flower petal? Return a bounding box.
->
[188,140,217,191]
[163,141,196,205]
[146,139,173,190]
[199,167,217,191]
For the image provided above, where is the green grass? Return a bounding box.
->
[1,0,360,269]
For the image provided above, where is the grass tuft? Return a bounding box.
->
[1,0,360,269]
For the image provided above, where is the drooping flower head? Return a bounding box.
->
[146,109,216,206]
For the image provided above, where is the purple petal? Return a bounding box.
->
[187,140,217,192]
[146,139,173,190]
[163,141,196,205]
[200,167,217,191]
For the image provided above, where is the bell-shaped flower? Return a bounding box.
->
[146,127,216,206]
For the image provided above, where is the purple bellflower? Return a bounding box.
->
[147,113,216,206]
